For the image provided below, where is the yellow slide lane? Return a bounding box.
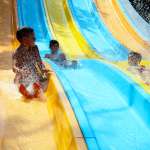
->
[115,60,150,94]
[0,66,86,150]
[94,0,150,93]
[46,67,87,150]
[112,0,150,46]
[44,0,99,59]
[95,0,150,58]
[0,0,86,149]
[0,0,56,148]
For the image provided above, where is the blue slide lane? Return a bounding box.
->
[45,59,150,150]
[17,0,51,50]
[68,0,129,61]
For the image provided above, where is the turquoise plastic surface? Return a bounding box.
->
[68,0,129,61]
[47,59,150,150]
[17,0,150,149]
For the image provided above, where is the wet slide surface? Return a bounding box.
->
[17,0,51,42]
[1,0,150,150]
[4,0,83,150]
[44,0,99,59]
[117,0,150,42]
[95,0,150,59]
[68,0,128,61]
[44,0,150,149]
[49,59,150,150]
[0,0,56,149]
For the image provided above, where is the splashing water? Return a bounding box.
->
[20,63,40,88]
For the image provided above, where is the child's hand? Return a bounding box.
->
[49,54,57,59]
[45,54,50,58]
[13,66,24,74]
[42,69,53,74]
[138,65,146,73]
[60,54,66,60]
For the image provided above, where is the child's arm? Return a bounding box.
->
[12,53,23,73]
[59,53,66,61]
[45,54,57,59]
[34,46,46,70]
[34,46,52,75]
[12,59,25,73]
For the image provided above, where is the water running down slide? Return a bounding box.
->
[1,0,150,150]
[67,0,150,91]
[117,0,150,42]
[0,0,57,149]
[43,0,150,149]
[95,0,150,59]
[49,59,150,150]
[0,0,86,149]
[68,0,128,61]
[44,0,99,59]
[0,0,56,148]
[17,0,87,149]
[17,0,51,42]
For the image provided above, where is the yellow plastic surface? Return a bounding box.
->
[46,67,87,150]
[115,60,150,94]
[0,71,57,149]
[0,0,86,149]
[97,58,150,94]
[44,0,99,59]
[0,69,86,150]
[95,0,150,58]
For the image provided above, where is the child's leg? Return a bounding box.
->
[33,82,46,101]
[33,82,41,98]
[19,84,35,99]
[19,83,42,99]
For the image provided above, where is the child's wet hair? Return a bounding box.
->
[128,52,142,61]
[16,27,34,42]
[49,40,59,48]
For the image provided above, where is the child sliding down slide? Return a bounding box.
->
[45,40,78,69]
[13,27,49,99]
[128,52,150,86]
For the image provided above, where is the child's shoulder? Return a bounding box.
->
[31,45,39,51]
[13,45,27,57]
[16,45,27,52]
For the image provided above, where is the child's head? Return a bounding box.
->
[128,52,142,66]
[16,27,36,46]
[49,40,59,53]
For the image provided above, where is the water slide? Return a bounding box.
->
[49,59,150,150]
[117,0,150,42]
[0,0,85,149]
[95,0,150,59]
[68,0,128,61]
[1,0,150,150]
[43,0,150,150]
[44,0,99,59]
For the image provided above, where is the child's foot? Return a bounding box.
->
[19,84,34,99]
[33,82,41,98]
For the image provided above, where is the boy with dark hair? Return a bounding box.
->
[13,27,49,99]
[45,40,77,68]
[45,40,66,63]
